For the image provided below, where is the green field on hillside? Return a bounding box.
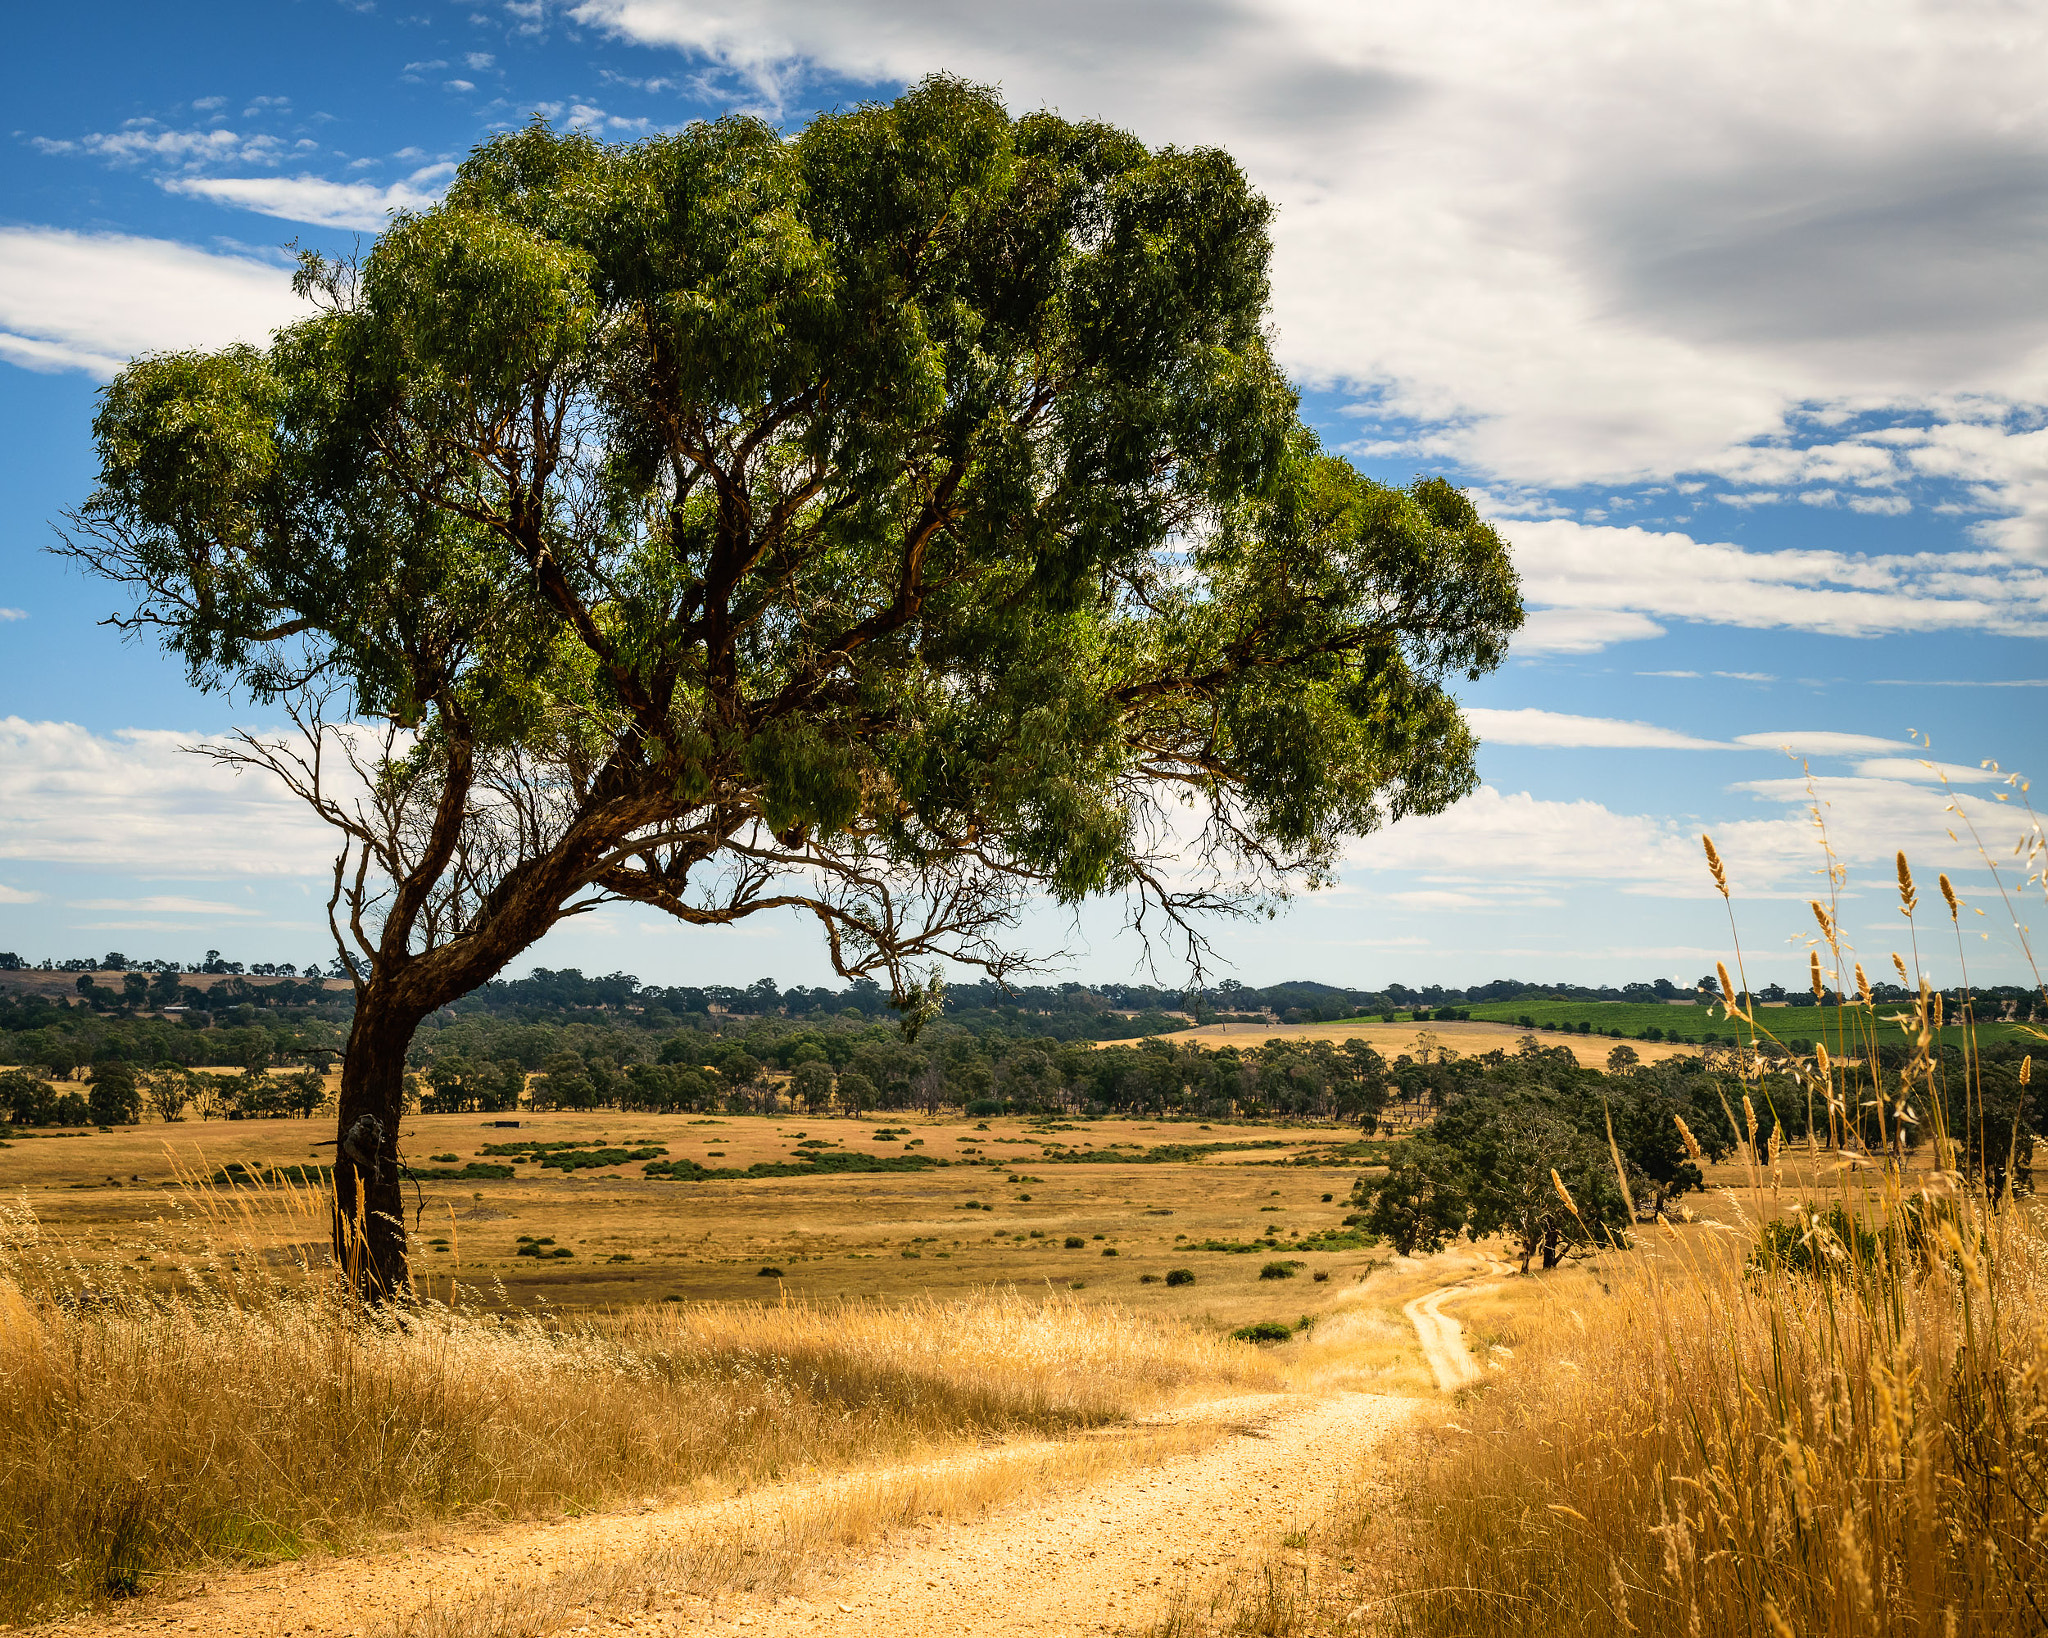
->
[1453,998,2037,1051]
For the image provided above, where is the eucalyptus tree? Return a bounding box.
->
[64,76,1521,1294]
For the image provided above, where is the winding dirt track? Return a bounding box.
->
[41,1268,1494,1638]
[1402,1260,1505,1393]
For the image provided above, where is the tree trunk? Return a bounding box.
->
[332,986,426,1299]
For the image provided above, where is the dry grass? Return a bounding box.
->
[0,1174,1271,1626]
[1153,795,2048,1638]
[1346,1180,2048,1638]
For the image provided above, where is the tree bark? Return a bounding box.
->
[332,985,427,1298]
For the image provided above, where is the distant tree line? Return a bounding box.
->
[6,953,2038,1036]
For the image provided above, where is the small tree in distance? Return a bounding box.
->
[62,77,1521,1295]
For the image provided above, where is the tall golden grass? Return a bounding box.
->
[0,1168,1265,1624]
[1161,774,2048,1638]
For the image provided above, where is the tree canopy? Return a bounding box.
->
[63,76,1521,1291]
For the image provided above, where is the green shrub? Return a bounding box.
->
[1312,1270,1329,1282]
[758,1266,784,1278]
[1064,1236,1085,1248]
[1101,1246,1119,1257]
[1231,1321,1294,1344]
[429,1153,459,1163]
[1139,1273,1160,1283]
[1165,1268,1196,1287]
[1259,1260,1304,1280]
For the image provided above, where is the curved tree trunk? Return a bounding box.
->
[332,986,425,1298]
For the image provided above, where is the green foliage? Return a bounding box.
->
[1231,1320,1295,1343]
[1258,1260,1304,1280]
[86,1062,141,1126]
[641,1149,941,1181]
[1165,1268,1196,1286]
[66,74,1518,1088]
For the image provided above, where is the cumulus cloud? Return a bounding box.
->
[570,0,2048,515]
[33,123,286,169]
[0,228,306,378]
[0,718,338,877]
[163,166,453,230]
[1343,773,2010,904]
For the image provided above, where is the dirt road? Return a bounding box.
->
[1402,1259,1508,1392]
[40,1392,1414,1638]
[41,1257,1513,1638]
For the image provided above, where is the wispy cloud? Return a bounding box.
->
[67,896,266,916]
[163,166,452,230]
[0,608,25,622]
[1464,708,1732,751]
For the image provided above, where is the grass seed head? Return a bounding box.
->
[1939,873,1960,918]
[2022,1055,2032,1087]
[1897,850,1917,914]
[1855,962,1872,1004]
[1810,950,1825,1000]
[1717,962,1737,1010]
[1702,834,1728,896]
[1811,899,1834,941]
[1893,952,1910,984]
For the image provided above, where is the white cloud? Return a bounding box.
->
[1732,731,1914,756]
[1345,785,1712,891]
[570,0,2048,519]
[1515,608,1665,654]
[1504,518,2048,640]
[1343,772,2013,904]
[0,608,25,622]
[0,882,40,905]
[34,123,285,169]
[1463,708,1731,751]
[0,228,307,379]
[1851,758,2005,784]
[0,718,338,877]
[163,167,452,230]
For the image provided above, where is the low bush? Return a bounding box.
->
[1258,1260,1304,1280]
[1064,1236,1085,1248]
[757,1266,785,1278]
[1165,1268,1196,1287]
[1230,1321,1294,1344]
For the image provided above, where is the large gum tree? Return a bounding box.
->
[63,77,1521,1295]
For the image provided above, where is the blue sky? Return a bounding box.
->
[2,0,2045,992]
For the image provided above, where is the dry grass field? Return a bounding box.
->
[1140,1016,1698,1068]
[0,1109,1384,1322]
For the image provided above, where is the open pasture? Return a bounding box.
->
[0,1110,1385,1326]
[1139,1015,1699,1067]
